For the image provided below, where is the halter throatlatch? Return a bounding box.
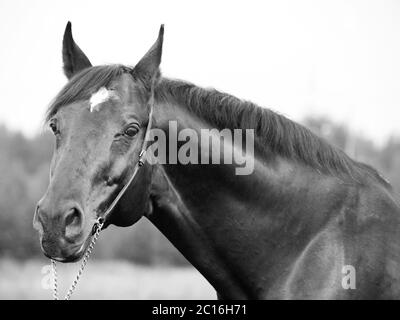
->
[51,91,155,300]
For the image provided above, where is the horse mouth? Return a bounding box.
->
[65,236,92,263]
[43,233,92,263]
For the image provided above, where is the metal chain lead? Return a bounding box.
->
[51,259,58,300]
[51,217,104,300]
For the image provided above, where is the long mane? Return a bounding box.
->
[157,78,390,187]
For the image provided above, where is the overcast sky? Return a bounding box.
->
[0,0,399,145]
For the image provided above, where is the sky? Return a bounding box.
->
[0,0,399,145]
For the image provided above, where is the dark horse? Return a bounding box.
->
[33,22,400,299]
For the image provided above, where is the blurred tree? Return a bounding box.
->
[303,116,400,191]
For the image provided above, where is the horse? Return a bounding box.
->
[33,22,400,299]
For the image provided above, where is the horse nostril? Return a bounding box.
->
[64,207,84,242]
[33,204,44,233]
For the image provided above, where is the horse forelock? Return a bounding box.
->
[45,64,131,122]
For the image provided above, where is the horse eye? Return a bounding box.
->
[124,126,139,137]
[49,121,58,135]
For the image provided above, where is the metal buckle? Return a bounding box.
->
[138,150,146,167]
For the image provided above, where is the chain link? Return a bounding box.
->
[51,218,104,300]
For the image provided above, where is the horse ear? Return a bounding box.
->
[62,21,92,79]
[132,25,164,89]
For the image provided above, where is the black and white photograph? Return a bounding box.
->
[1,0,400,307]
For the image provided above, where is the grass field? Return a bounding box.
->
[0,259,215,300]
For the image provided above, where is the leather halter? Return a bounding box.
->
[93,92,154,230]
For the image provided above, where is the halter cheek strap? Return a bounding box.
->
[94,94,154,229]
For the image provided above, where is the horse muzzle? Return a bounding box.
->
[33,200,90,262]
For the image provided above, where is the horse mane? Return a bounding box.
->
[45,64,390,187]
[157,78,390,187]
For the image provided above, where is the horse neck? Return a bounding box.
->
[144,90,350,299]
[146,165,250,298]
